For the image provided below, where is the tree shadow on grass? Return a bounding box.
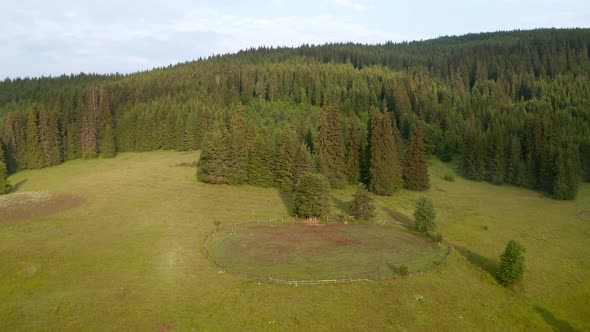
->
[331,195,349,216]
[278,190,294,215]
[383,207,413,226]
[455,246,497,277]
[11,179,27,192]
[534,306,580,332]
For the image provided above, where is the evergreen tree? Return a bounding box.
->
[368,106,402,195]
[24,105,44,169]
[197,127,231,184]
[403,121,429,190]
[293,172,330,218]
[247,134,275,187]
[552,145,580,200]
[496,240,525,286]
[97,86,116,157]
[227,107,249,184]
[349,183,375,220]
[316,104,347,188]
[0,143,11,194]
[345,119,361,184]
[100,126,116,158]
[64,122,81,160]
[275,129,299,191]
[463,115,484,180]
[82,89,99,158]
[293,143,315,184]
[38,106,62,167]
[507,136,525,186]
[414,196,436,233]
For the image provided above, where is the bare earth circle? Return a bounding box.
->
[0,192,84,223]
[208,223,447,280]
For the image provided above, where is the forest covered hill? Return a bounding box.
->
[1,28,589,199]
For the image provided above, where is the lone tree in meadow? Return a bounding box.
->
[349,183,375,220]
[496,240,525,286]
[403,122,429,190]
[0,143,12,195]
[414,196,436,233]
[293,172,330,218]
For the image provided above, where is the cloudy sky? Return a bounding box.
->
[1,0,588,78]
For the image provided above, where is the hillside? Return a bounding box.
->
[1,28,589,198]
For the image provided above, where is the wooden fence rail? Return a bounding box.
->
[202,216,452,285]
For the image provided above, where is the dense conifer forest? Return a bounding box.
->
[1,29,589,199]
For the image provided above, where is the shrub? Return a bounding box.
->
[213,220,222,228]
[430,232,443,243]
[443,172,455,182]
[399,264,409,276]
[349,183,375,220]
[496,240,525,286]
[414,196,436,233]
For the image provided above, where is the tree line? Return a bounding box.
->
[0,29,589,199]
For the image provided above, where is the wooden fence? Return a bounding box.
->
[202,216,452,285]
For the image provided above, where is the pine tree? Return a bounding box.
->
[316,104,346,188]
[414,196,436,233]
[275,129,299,191]
[349,183,374,220]
[227,106,249,184]
[97,87,116,158]
[100,126,116,158]
[293,172,330,218]
[463,115,484,180]
[197,127,231,184]
[293,143,315,184]
[82,89,99,158]
[496,240,525,286]
[39,105,62,166]
[507,136,524,186]
[24,105,44,169]
[368,106,402,195]
[552,145,580,200]
[0,142,12,194]
[345,119,361,184]
[247,134,275,187]
[403,122,429,190]
[65,122,81,160]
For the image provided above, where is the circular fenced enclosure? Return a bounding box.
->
[206,222,449,281]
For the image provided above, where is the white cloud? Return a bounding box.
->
[333,0,369,11]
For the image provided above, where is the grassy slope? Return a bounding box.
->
[0,151,588,331]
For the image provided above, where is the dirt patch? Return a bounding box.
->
[261,224,361,247]
[578,210,590,221]
[0,192,84,223]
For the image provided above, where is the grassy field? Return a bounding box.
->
[208,223,448,280]
[1,150,589,331]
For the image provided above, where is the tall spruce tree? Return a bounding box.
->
[403,121,429,190]
[293,143,315,184]
[349,183,375,220]
[368,106,402,195]
[345,119,361,184]
[293,172,330,218]
[0,142,11,194]
[463,114,484,180]
[24,105,44,169]
[316,104,347,188]
[197,126,231,184]
[97,87,116,158]
[247,134,275,187]
[39,106,62,166]
[82,89,99,158]
[227,106,249,184]
[275,129,299,191]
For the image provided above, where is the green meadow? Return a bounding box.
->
[1,150,589,331]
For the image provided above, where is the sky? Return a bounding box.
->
[1,0,589,79]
